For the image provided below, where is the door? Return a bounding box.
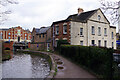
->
[18,36,20,42]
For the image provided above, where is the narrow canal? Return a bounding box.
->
[2,53,50,78]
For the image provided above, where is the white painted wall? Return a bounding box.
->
[118,1,120,34]
[70,9,116,49]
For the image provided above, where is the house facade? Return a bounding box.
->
[0,26,31,42]
[31,27,51,51]
[118,1,120,34]
[51,8,116,49]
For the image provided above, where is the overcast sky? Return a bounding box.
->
[0,0,119,31]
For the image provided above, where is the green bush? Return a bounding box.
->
[59,45,114,79]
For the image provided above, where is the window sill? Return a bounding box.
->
[80,35,84,37]
[104,35,107,36]
[63,33,67,35]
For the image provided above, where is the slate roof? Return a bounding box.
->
[0,29,9,31]
[52,8,110,25]
[35,28,40,34]
[37,27,50,34]
[66,9,97,22]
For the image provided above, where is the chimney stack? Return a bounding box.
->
[78,8,84,15]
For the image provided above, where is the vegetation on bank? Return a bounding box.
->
[55,40,120,80]
[2,50,11,61]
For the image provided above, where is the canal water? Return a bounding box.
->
[2,53,50,78]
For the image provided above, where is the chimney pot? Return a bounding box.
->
[78,8,84,15]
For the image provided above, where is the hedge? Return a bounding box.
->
[59,45,114,79]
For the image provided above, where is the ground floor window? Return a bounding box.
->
[104,40,107,47]
[98,40,101,47]
[55,40,58,47]
[112,42,114,48]
[91,40,95,46]
[80,41,83,46]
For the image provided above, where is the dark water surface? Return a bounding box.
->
[2,53,50,78]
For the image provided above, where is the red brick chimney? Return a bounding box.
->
[78,8,84,15]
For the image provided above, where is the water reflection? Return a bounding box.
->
[2,53,50,78]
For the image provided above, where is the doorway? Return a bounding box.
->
[18,36,20,42]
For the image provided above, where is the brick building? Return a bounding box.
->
[0,26,31,42]
[31,27,51,51]
[51,8,116,49]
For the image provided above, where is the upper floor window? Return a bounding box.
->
[104,28,107,36]
[98,27,101,36]
[111,32,114,39]
[63,25,67,34]
[92,26,95,35]
[80,28,83,35]
[25,34,27,36]
[1,32,2,35]
[56,26,59,35]
[39,35,41,38]
[8,32,11,35]
[43,34,44,38]
[98,15,101,20]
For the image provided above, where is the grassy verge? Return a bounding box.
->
[2,50,11,61]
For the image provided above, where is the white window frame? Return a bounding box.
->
[8,32,11,35]
[112,32,114,39]
[80,28,83,35]
[98,15,101,20]
[80,41,83,46]
[56,26,59,35]
[104,28,107,36]
[98,27,101,36]
[104,40,107,47]
[98,40,101,47]
[92,26,95,35]
[112,42,114,48]
[63,25,67,34]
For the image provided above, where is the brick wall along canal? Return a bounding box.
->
[2,53,50,78]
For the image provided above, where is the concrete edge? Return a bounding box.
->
[16,50,56,79]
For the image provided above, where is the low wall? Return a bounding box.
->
[16,50,56,79]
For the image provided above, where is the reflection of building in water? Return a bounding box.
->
[0,26,31,42]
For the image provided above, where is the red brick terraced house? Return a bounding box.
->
[0,26,31,42]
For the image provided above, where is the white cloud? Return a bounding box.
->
[0,0,119,31]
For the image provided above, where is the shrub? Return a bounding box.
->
[59,45,114,79]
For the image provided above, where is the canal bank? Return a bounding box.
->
[17,50,96,79]
[16,50,56,79]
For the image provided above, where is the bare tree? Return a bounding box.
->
[100,0,120,24]
[0,0,18,24]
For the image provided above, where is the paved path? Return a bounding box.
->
[50,53,96,78]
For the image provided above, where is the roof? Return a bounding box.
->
[37,27,50,34]
[35,28,40,33]
[0,29,9,31]
[51,8,110,26]
[66,9,97,22]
